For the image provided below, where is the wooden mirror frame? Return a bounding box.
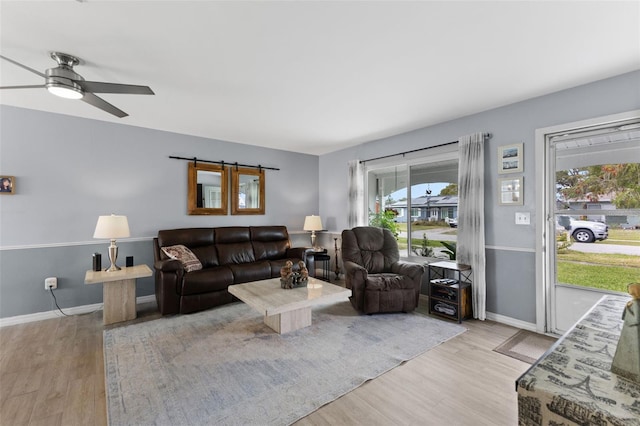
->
[188,162,228,215]
[231,167,265,215]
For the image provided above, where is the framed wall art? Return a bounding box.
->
[498,176,523,206]
[497,143,523,174]
[0,176,15,195]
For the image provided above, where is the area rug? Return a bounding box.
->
[493,329,557,364]
[104,299,465,425]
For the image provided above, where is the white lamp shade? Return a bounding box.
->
[303,215,323,231]
[93,215,130,239]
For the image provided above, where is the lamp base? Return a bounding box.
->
[106,240,121,272]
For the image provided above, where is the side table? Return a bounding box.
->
[427,260,472,323]
[84,264,152,325]
[306,249,331,282]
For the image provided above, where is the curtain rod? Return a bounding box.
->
[169,156,280,171]
[359,133,492,164]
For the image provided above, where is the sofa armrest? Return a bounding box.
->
[154,259,184,315]
[286,247,308,262]
[154,258,183,272]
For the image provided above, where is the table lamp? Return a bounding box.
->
[93,214,130,272]
[303,215,323,250]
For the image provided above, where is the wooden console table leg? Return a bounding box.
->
[103,278,137,325]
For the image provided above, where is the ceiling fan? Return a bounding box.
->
[0,52,154,118]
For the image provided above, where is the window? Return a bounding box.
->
[365,148,459,258]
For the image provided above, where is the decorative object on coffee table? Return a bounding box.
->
[298,261,308,281]
[280,261,308,289]
[280,260,294,288]
[611,282,640,383]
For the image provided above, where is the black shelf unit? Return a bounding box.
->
[427,261,472,323]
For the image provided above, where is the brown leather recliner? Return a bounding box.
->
[341,226,425,314]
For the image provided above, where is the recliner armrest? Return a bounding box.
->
[343,260,368,288]
[391,261,425,280]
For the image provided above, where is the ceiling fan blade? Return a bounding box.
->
[79,81,154,95]
[0,55,46,78]
[81,92,128,118]
[0,84,46,90]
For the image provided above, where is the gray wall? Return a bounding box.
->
[2,70,638,321]
[0,106,319,318]
[319,70,640,324]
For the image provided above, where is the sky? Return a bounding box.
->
[389,182,450,201]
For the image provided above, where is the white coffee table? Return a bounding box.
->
[228,277,351,334]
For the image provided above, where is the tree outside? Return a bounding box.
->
[556,163,640,209]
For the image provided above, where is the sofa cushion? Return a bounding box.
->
[158,228,214,248]
[229,261,272,284]
[181,266,234,295]
[161,245,203,272]
[190,245,219,268]
[217,242,256,265]
[215,227,251,244]
[253,240,289,261]
[251,226,289,260]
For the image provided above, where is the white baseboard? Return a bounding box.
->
[0,294,156,328]
[485,311,537,332]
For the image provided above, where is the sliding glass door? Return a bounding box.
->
[365,150,459,259]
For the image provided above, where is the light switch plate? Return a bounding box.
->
[515,212,530,225]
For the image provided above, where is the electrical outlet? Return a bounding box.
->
[515,212,530,225]
[45,277,57,290]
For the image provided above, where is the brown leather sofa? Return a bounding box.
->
[153,226,307,315]
[341,226,425,314]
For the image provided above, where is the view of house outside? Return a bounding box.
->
[555,163,640,293]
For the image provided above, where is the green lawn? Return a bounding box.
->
[557,249,640,291]
[600,228,640,246]
[609,229,640,241]
[557,251,640,268]
[557,261,639,293]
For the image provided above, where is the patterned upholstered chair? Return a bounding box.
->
[341,226,425,314]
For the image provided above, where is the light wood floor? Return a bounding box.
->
[0,296,531,426]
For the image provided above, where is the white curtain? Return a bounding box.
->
[347,160,366,228]
[457,133,487,320]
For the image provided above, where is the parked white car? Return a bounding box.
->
[556,215,608,243]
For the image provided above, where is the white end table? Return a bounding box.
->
[84,264,152,325]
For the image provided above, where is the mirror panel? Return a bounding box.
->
[231,167,265,215]
[188,163,228,215]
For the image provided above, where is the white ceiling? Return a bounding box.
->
[1,1,639,155]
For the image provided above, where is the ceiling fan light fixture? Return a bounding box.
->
[46,82,84,99]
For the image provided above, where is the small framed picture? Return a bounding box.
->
[498,143,523,174]
[0,176,15,195]
[498,177,523,206]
